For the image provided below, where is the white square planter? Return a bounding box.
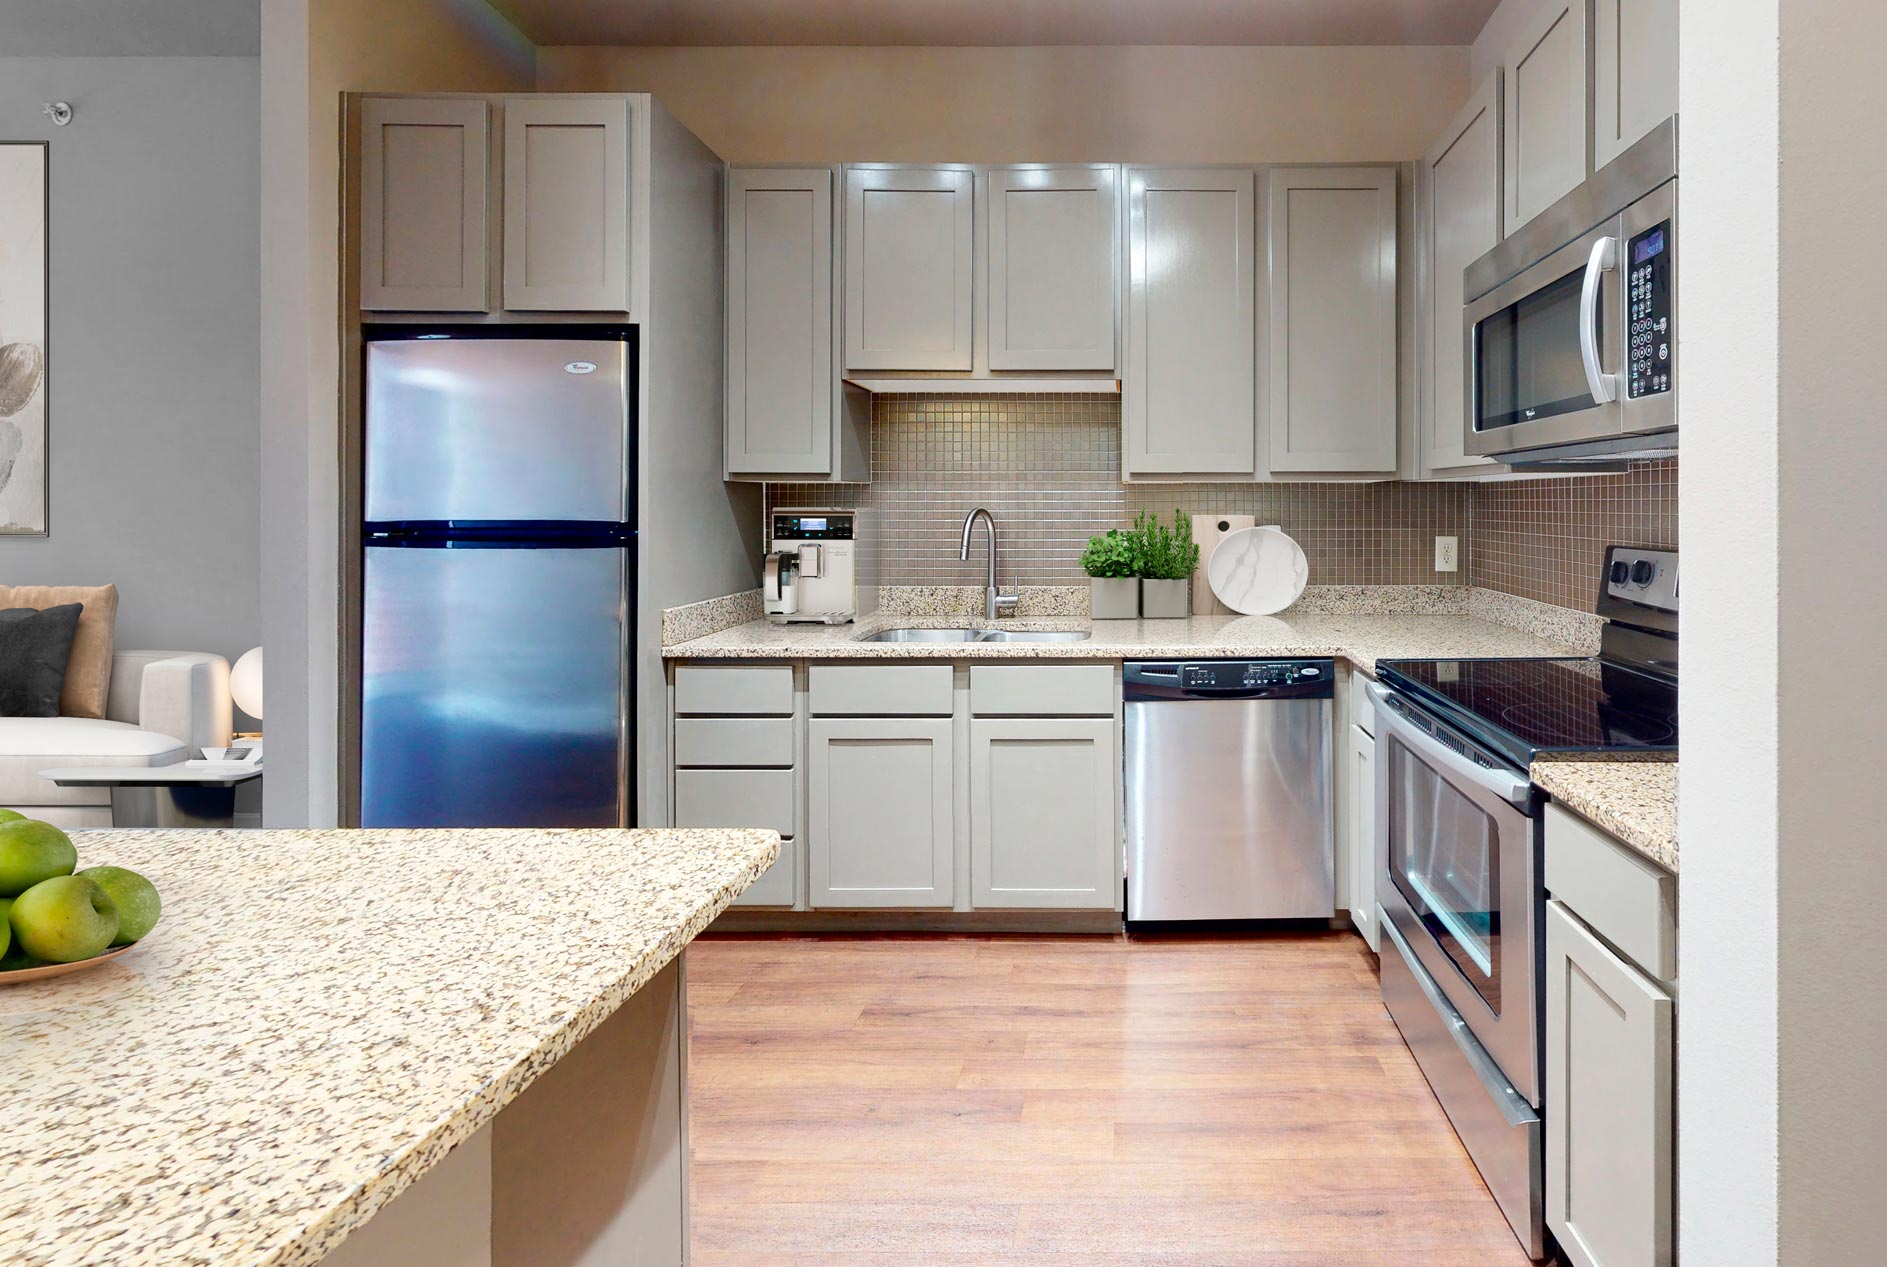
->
[1088,577,1139,619]
[1140,579,1189,618]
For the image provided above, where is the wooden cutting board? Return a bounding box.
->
[1192,514,1256,614]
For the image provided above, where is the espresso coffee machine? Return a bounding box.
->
[764,509,879,624]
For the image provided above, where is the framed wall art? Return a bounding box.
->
[0,142,47,535]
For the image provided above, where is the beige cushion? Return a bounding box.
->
[0,716,184,807]
[0,584,118,719]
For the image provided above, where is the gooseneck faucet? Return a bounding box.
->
[960,507,1018,620]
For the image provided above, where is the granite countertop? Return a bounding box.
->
[664,611,1589,668]
[0,827,779,1267]
[1532,759,1679,872]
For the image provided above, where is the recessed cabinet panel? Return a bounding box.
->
[1265,166,1399,474]
[359,98,489,312]
[1124,168,1256,476]
[970,718,1117,909]
[809,718,955,908]
[1594,0,1678,170]
[1503,0,1590,233]
[1421,75,1504,475]
[503,97,632,312]
[987,167,1119,371]
[843,167,974,371]
[1348,724,1379,950]
[727,167,835,475]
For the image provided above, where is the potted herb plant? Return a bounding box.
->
[1134,508,1200,618]
[1081,528,1139,619]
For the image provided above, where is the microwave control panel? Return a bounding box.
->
[1626,220,1673,399]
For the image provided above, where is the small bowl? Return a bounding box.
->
[0,941,143,985]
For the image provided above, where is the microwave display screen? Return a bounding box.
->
[1473,266,1599,432]
[1633,227,1666,265]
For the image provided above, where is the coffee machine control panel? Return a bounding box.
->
[773,513,855,541]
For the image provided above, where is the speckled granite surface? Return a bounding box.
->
[1533,759,1679,871]
[1469,588,1605,653]
[661,589,763,645]
[0,827,779,1267]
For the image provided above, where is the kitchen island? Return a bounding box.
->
[0,826,779,1267]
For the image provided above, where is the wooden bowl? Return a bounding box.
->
[0,941,142,985]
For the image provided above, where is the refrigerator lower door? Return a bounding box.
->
[362,542,629,828]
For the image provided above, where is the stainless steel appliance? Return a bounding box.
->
[765,509,877,624]
[1465,117,1677,465]
[1124,659,1334,922]
[1371,545,1679,1259]
[360,328,636,828]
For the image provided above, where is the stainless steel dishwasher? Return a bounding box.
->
[1124,659,1335,922]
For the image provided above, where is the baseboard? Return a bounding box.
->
[707,908,1126,935]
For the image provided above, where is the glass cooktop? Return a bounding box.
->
[1375,656,1678,769]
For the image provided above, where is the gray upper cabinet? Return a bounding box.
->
[986,166,1119,371]
[726,166,869,480]
[502,97,633,313]
[1503,0,1590,234]
[843,166,974,371]
[1420,75,1504,476]
[970,717,1118,910]
[808,717,955,908]
[1264,166,1399,475]
[1594,0,1678,170]
[359,97,490,312]
[1124,167,1256,477]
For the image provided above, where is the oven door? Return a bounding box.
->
[1371,685,1542,1106]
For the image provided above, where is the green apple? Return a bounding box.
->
[79,866,161,945]
[0,808,26,823]
[0,820,76,897]
[0,895,9,960]
[9,875,118,963]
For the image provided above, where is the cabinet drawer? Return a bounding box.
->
[1351,668,1378,735]
[732,836,797,907]
[1545,802,1676,981]
[673,769,794,833]
[969,664,1115,717]
[673,717,794,768]
[674,665,794,716]
[809,664,953,716]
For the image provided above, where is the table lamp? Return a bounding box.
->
[231,647,263,738]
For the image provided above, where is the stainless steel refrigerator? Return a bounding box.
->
[360,328,636,828]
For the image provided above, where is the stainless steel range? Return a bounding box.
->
[1369,545,1677,1259]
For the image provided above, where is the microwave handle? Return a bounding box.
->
[1579,235,1621,404]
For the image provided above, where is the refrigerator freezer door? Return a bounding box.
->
[365,337,630,525]
[361,542,629,827]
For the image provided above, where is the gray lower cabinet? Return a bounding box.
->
[808,717,955,908]
[1545,897,1674,1267]
[969,717,1117,909]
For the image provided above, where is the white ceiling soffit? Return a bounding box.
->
[0,0,260,56]
[494,0,1503,48]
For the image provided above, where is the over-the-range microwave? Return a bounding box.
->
[1464,116,1677,465]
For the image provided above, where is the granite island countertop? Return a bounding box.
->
[1532,759,1678,872]
[0,826,779,1267]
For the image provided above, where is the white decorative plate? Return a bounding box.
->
[1206,526,1308,616]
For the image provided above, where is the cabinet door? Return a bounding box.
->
[808,718,955,908]
[1594,0,1678,169]
[1503,0,1590,232]
[1124,168,1256,476]
[727,166,836,476]
[970,718,1118,910]
[502,97,632,312]
[843,166,974,371]
[1264,166,1398,475]
[1348,724,1379,950]
[359,97,489,312]
[1420,75,1503,475]
[1546,899,1674,1267]
[987,167,1118,371]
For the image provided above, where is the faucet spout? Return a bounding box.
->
[959,507,1017,620]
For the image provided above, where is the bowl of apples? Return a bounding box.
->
[0,811,161,983]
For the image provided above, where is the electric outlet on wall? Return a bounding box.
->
[1435,536,1459,573]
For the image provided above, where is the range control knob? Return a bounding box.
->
[1609,560,1630,585]
[1630,559,1657,586]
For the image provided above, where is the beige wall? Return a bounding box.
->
[536,45,1471,162]
[1469,0,1546,83]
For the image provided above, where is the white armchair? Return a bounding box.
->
[0,650,233,828]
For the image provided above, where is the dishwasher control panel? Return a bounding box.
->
[1126,659,1336,699]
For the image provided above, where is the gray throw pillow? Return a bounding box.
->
[0,603,83,717]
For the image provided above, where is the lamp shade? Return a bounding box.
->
[231,647,264,721]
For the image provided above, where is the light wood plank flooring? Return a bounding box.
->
[686,932,1536,1266]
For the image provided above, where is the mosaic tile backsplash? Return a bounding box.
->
[764,395,1677,615]
[1470,459,1678,612]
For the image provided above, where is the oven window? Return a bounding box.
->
[1474,266,1598,432]
[1387,741,1502,1012]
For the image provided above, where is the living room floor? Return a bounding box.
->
[685,933,1535,1266]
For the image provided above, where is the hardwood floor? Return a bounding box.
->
[686,931,1536,1266]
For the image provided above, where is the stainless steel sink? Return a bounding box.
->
[858,627,1091,644]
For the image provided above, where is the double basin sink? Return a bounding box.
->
[859,627,1091,644]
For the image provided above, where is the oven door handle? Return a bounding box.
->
[1579,234,1620,405]
[1367,683,1531,809]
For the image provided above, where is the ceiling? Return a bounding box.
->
[490,0,1504,48]
[0,0,259,56]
